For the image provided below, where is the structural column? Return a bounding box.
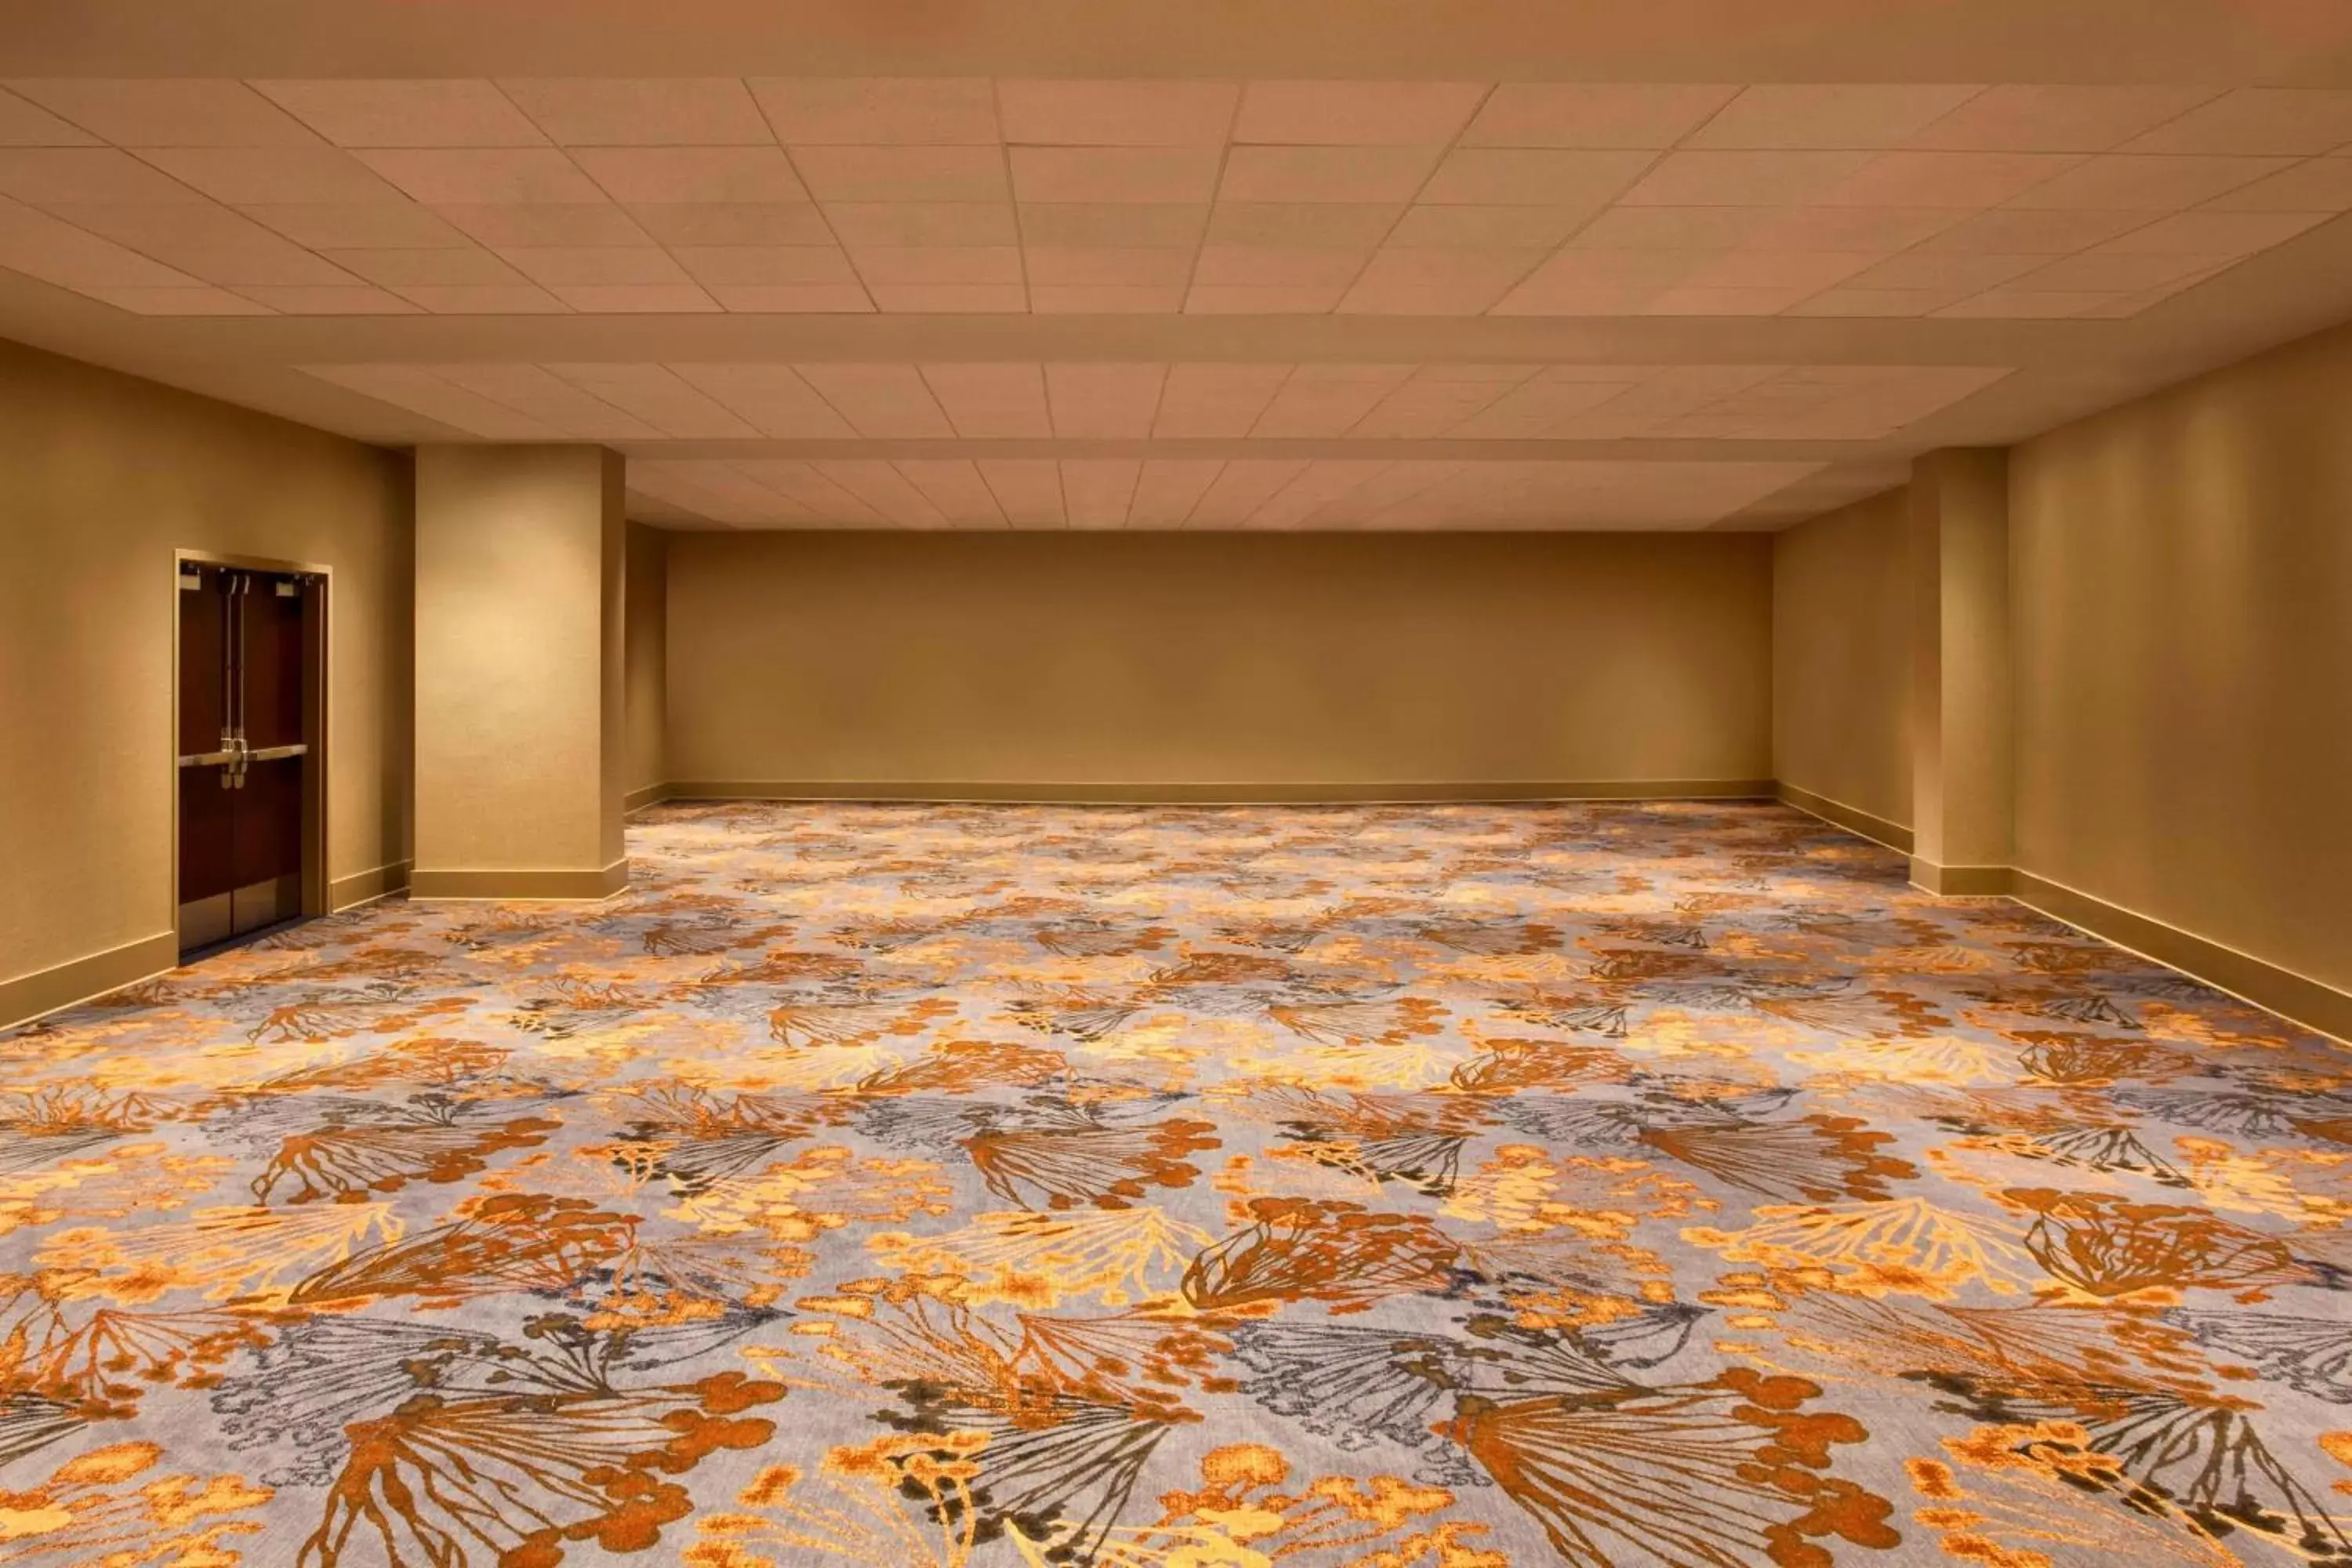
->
[1908,447,2013,895]
[412,445,628,899]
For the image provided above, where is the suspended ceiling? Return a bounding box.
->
[5,0,2352,530]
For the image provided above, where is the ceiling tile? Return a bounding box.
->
[1904,85,2220,152]
[1384,203,1597,247]
[827,201,1018,246]
[0,86,101,146]
[390,284,569,313]
[431,201,652,246]
[670,364,858,435]
[423,361,658,437]
[704,283,873,311]
[1194,245,1367,287]
[1788,286,1963,316]
[1338,247,1541,313]
[626,201,835,245]
[1252,364,1415,436]
[1685,85,1984,149]
[1679,249,1879,290]
[1010,147,1223,204]
[2096,209,2329,254]
[671,245,859,285]
[867,281,1028,310]
[1815,150,2082,209]
[728,460,884,523]
[1489,281,1661,315]
[1046,361,1167,437]
[797,362,955,435]
[2002,154,2293,211]
[321,246,526,286]
[1022,245,1194,285]
[81,285,276,314]
[1645,284,1821,314]
[1128,459,1226,526]
[1187,458,1313,523]
[1913,207,2156,254]
[2203,158,2352,212]
[1841,250,2046,290]
[1345,366,1532,435]
[546,282,720,311]
[496,78,771,146]
[2119,88,2352,156]
[920,362,1051,436]
[977,459,1066,525]
[1218,145,1443,203]
[11,79,319,147]
[0,193,205,289]
[1153,363,1291,435]
[1568,204,1784,249]
[1461,84,1736,149]
[1235,82,1486,145]
[252,79,548,148]
[1019,201,1207,246]
[748,78,999,146]
[46,202,361,285]
[850,245,1023,284]
[1621,150,1877,205]
[135,146,412,206]
[543,362,760,436]
[1029,283,1185,312]
[1249,460,1395,526]
[789,145,1007,202]
[1203,201,1400,247]
[1934,288,2125,318]
[568,146,808,203]
[1060,459,1143,526]
[0,147,208,205]
[356,148,606,204]
[998,81,1237,146]
[239,202,474,249]
[495,245,690,285]
[894,459,1008,525]
[1417,148,1652,205]
[1508,246,1705,287]
[810,460,949,525]
[2010,249,2241,292]
[1735,205,1967,251]
[303,364,556,434]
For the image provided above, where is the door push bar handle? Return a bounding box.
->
[177,742,307,788]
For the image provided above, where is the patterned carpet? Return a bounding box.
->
[3,800,2349,1568]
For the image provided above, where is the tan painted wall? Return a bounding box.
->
[1770,488,1912,833]
[2011,318,2352,997]
[664,531,1773,793]
[624,523,668,801]
[0,337,411,1000]
[413,445,625,879]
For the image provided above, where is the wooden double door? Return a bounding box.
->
[177,560,323,955]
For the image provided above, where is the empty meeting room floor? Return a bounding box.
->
[4,799,2350,1567]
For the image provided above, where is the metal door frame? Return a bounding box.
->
[172,549,332,953]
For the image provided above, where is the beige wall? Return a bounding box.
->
[0,338,411,1018]
[665,532,1773,794]
[2011,318,2352,998]
[413,445,626,891]
[1771,488,1912,837]
[624,522,668,802]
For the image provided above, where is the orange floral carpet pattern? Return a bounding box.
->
[4,800,2351,1567]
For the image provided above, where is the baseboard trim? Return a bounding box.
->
[2010,870,2350,1045]
[408,858,630,902]
[0,931,179,1031]
[660,779,1779,805]
[1775,782,1914,855]
[1910,858,2013,896]
[330,860,411,910]
[624,782,672,812]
